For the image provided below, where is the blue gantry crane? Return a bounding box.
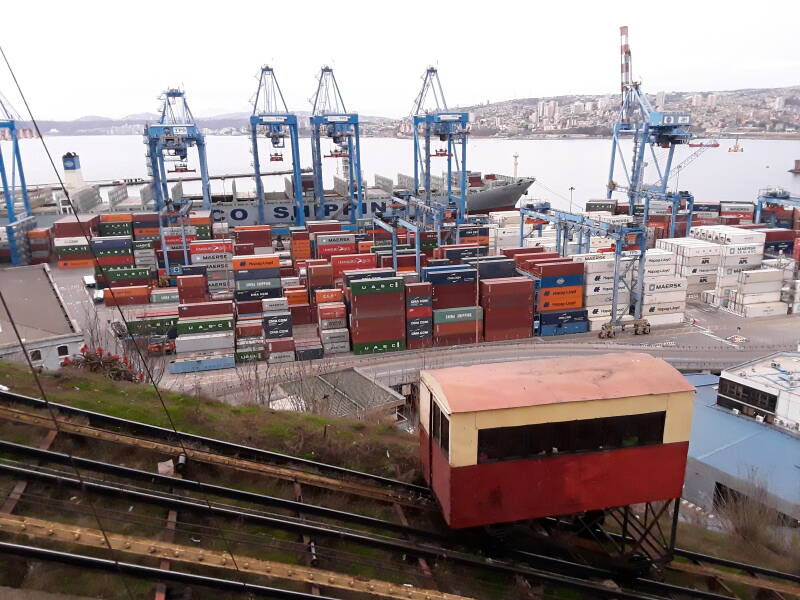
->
[606,26,692,218]
[250,66,304,225]
[411,67,469,226]
[0,91,35,265]
[755,187,800,226]
[518,202,651,337]
[309,67,363,223]
[145,89,211,212]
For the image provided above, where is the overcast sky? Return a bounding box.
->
[1,0,798,120]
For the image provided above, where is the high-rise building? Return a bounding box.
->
[706,94,717,108]
[774,97,786,110]
[691,94,704,107]
[546,100,558,118]
[655,91,666,108]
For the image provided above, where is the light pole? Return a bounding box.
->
[568,186,575,212]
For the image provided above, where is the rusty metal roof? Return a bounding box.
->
[421,352,694,414]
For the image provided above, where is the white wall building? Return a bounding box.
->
[0,264,84,371]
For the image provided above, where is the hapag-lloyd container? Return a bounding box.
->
[642,291,686,304]
[641,301,686,314]
[584,292,632,307]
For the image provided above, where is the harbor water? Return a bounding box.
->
[9,135,800,211]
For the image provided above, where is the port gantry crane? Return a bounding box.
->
[518,201,650,336]
[145,88,211,212]
[411,67,469,229]
[309,67,363,223]
[0,91,35,264]
[607,26,692,215]
[250,66,305,226]
[755,186,800,226]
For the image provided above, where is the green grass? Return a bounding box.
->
[0,360,422,482]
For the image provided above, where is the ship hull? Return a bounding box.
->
[209,178,534,225]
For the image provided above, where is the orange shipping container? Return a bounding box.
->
[314,288,344,304]
[57,259,97,269]
[28,228,52,239]
[234,225,272,232]
[232,254,280,270]
[537,285,584,312]
[104,285,150,306]
[133,227,161,236]
[358,241,374,253]
[100,213,133,223]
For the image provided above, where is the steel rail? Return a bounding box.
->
[0,388,430,497]
[0,439,434,538]
[0,541,339,600]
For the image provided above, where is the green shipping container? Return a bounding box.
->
[127,316,178,335]
[352,339,405,355]
[95,248,133,258]
[176,317,233,335]
[235,349,265,363]
[585,201,616,212]
[55,246,90,255]
[350,277,404,296]
[433,306,483,324]
[102,267,152,281]
[370,244,411,253]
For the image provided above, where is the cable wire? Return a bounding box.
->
[0,43,255,598]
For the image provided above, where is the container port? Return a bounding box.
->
[0,18,799,600]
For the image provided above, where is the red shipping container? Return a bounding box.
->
[406,306,433,318]
[289,303,313,325]
[317,243,357,260]
[407,338,433,350]
[108,278,152,288]
[236,300,263,315]
[307,222,342,233]
[264,337,295,354]
[190,241,234,254]
[532,262,584,277]
[330,254,377,277]
[96,256,135,267]
[317,302,347,320]
[234,243,255,255]
[406,282,433,297]
[502,247,546,258]
[236,321,263,338]
[514,252,559,267]
[177,275,207,289]
[178,301,234,318]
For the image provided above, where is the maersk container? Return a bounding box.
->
[175,332,235,353]
[433,307,483,324]
[176,317,234,336]
[262,297,290,311]
[350,277,404,295]
[168,354,235,374]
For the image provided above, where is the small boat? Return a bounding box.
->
[688,141,720,148]
[728,137,743,152]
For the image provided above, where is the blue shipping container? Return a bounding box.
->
[233,267,281,280]
[539,309,589,326]
[168,355,235,374]
[538,274,584,288]
[425,270,478,285]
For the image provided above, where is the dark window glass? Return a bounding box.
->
[430,399,449,459]
[717,378,777,413]
[29,350,42,362]
[477,412,666,463]
[57,345,69,357]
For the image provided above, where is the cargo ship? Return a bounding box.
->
[200,171,534,226]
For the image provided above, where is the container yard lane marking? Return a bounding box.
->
[689,322,741,349]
